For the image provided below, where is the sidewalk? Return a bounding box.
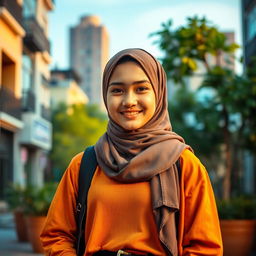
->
[0,213,43,256]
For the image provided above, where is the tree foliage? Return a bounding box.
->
[152,16,256,199]
[50,103,108,179]
[152,16,239,84]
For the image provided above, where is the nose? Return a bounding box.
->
[122,91,137,107]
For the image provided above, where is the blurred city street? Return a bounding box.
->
[0,0,256,256]
[0,213,42,256]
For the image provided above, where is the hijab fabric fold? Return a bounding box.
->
[94,48,190,256]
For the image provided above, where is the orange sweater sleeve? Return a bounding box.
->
[178,149,223,256]
[40,152,83,256]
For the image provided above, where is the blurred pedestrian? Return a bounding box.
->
[40,48,223,256]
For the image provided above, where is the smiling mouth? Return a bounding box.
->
[120,110,142,118]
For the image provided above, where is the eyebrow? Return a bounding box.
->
[109,80,151,86]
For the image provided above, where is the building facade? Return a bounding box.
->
[50,69,88,108]
[0,0,25,200]
[242,0,256,66]
[69,15,109,107]
[241,0,256,194]
[19,0,54,187]
[0,0,54,203]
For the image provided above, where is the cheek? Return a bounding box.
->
[144,93,156,114]
[106,96,118,118]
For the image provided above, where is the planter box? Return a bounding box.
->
[25,215,46,253]
[220,219,256,256]
[14,211,28,242]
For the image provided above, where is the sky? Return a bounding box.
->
[49,0,242,71]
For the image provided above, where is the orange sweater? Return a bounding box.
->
[40,149,223,256]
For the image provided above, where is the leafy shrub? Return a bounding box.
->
[217,196,256,219]
[23,183,58,216]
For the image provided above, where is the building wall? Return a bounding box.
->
[241,0,256,194]
[18,0,54,187]
[0,9,24,97]
[0,0,25,200]
[50,71,89,108]
[242,0,256,66]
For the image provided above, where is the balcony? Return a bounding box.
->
[20,112,52,150]
[23,17,50,53]
[0,0,22,26]
[0,86,21,120]
[22,89,36,112]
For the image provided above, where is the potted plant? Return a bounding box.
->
[217,196,256,256]
[6,184,28,242]
[23,182,58,253]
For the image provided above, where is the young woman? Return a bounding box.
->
[40,48,223,256]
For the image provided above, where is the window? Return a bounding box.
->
[22,54,35,111]
[247,6,256,41]
[23,0,36,18]
[22,54,33,92]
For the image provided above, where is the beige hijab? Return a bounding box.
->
[95,48,190,256]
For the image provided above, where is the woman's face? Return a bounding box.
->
[107,61,156,131]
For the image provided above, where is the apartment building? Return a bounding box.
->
[0,0,25,199]
[0,0,54,201]
[19,0,54,187]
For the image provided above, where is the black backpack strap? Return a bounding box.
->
[175,157,182,236]
[76,146,97,256]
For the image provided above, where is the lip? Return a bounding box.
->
[120,110,142,118]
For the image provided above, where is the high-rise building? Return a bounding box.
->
[69,15,109,107]
[241,0,256,66]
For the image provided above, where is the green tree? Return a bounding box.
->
[168,87,223,189]
[50,103,107,179]
[152,16,256,199]
[152,16,238,84]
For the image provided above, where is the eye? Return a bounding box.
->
[110,87,123,94]
[136,86,150,93]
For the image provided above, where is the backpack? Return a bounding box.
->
[75,146,181,256]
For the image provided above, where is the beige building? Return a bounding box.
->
[0,0,25,200]
[19,0,54,187]
[69,15,109,107]
[50,69,89,108]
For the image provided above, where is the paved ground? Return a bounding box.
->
[0,213,43,256]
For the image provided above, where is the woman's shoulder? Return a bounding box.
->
[70,151,84,166]
[180,148,202,166]
[65,152,84,176]
[179,148,209,185]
